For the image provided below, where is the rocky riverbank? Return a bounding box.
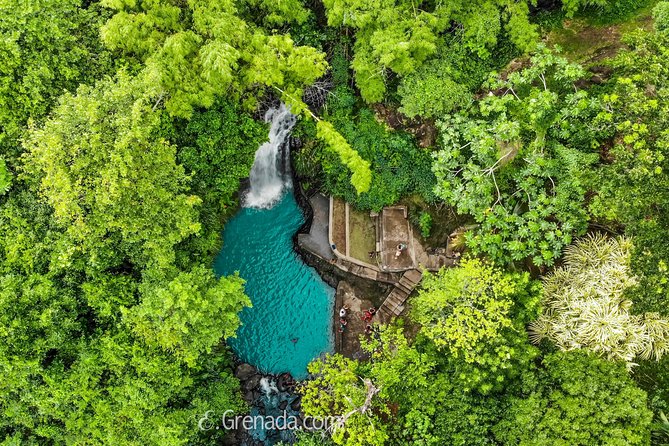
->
[226,362,305,446]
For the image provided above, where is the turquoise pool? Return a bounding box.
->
[214,192,334,379]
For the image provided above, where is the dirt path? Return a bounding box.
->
[334,281,376,360]
[545,8,655,64]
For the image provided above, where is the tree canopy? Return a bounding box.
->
[0,70,251,445]
[0,0,667,444]
[589,22,669,314]
[412,259,540,392]
[322,0,537,102]
[495,351,653,446]
[0,0,111,161]
[433,47,601,266]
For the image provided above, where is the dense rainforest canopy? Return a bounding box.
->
[1,0,669,445]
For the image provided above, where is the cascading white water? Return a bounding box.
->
[260,377,279,397]
[244,104,296,209]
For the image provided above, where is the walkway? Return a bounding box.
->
[334,281,375,360]
[297,193,335,261]
[328,197,456,272]
[296,195,450,325]
[296,194,399,284]
[377,269,423,320]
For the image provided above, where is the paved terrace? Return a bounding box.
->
[296,193,335,261]
[379,206,415,271]
[327,197,456,273]
[297,194,459,355]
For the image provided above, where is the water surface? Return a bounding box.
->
[215,192,334,379]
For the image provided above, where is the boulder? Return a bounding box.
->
[243,374,262,392]
[222,431,240,446]
[235,363,257,381]
[277,373,294,392]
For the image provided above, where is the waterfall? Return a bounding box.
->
[244,104,296,209]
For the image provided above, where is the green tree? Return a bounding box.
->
[322,0,537,102]
[243,0,310,27]
[24,73,201,274]
[655,2,669,32]
[124,266,249,366]
[433,46,601,266]
[396,37,516,119]
[363,326,502,445]
[589,26,669,313]
[0,157,12,194]
[316,120,372,194]
[1,71,250,445]
[412,259,540,392]
[0,0,111,162]
[101,0,327,118]
[302,354,390,446]
[162,99,267,262]
[0,224,247,444]
[397,68,472,119]
[101,0,372,194]
[301,326,505,446]
[494,351,653,446]
[315,106,435,211]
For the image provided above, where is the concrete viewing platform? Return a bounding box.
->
[297,192,460,357]
[296,193,462,357]
[296,193,335,261]
[297,193,460,290]
[327,196,456,273]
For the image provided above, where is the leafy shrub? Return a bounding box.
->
[655,1,669,32]
[418,211,432,238]
[433,47,601,267]
[495,351,653,446]
[398,71,471,119]
[320,107,436,211]
[576,0,652,24]
[330,41,352,88]
[397,39,517,119]
[285,13,327,49]
[167,100,266,211]
[0,157,12,195]
[562,0,609,17]
[324,86,357,119]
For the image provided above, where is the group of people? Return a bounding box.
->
[337,305,377,334]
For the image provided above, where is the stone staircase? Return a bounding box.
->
[377,269,423,318]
